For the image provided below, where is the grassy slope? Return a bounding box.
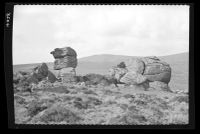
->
[13,52,189,91]
[13,53,189,124]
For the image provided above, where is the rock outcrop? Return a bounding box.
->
[109,67,128,82]
[26,63,57,84]
[125,58,145,74]
[141,56,171,84]
[120,72,147,85]
[50,47,77,70]
[51,47,78,82]
[109,56,171,90]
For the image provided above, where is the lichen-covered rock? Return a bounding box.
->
[54,56,77,70]
[144,72,171,84]
[62,73,77,83]
[32,63,49,81]
[47,70,57,83]
[142,56,171,84]
[37,63,49,78]
[51,47,78,70]
[109,56,171,86]
[50,47,77,58]
[144,63,171,75]
[125,58,145,74]
[25,63,49,84]
[57,68,76,83]
[26,73,39,84]
[109,67,128,82]
[120,71,147,85]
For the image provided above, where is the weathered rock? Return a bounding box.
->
[142,56,171,84]
[33,63,49,80]
[109,67,128,82]
[109,56,171,86]
[142,57,169,67]
[26,73,39,84]
[62,73,77,83]
[125,58,145,74]
[58,68,76,77]
[144,71,171,84]
[51,47,77,70]
[50,47,77,58]
[54,56,77,70]
[117,62,126,68]
[25,63,51,84]
[144,63,171,75]
[120,71,147,85]
[47,70,57,83]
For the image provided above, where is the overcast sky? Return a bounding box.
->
[13,5,189,65]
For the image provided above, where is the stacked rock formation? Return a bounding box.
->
[50,47,77,70]
[109,56,171,90]
[50,47,78,82]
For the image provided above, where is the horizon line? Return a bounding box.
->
[13,51,189,66]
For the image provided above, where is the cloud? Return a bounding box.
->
[13,5,189,64]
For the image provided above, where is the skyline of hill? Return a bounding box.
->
[13,52,189,66]
[13,52,189,92]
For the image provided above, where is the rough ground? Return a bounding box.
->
[14,80,188,125]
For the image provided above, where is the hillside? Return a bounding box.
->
[13,52,189,92]
[13,52,189,125]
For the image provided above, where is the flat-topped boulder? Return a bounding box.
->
[50,47,78,73]
[50,47,77,58]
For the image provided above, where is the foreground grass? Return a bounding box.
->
[14,80,188,125]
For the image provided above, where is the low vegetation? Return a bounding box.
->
[13,71,188,124]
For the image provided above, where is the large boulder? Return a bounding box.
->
[50,47,77,58]
[108,56,171,88]
[125,58,145,74]
[142,56,171,84]
[35,63,49,80]
[54,56,77,70]
[26,63,55,84]
[50,47,78,70]
[26,72,39,84]
[120,71,147,85]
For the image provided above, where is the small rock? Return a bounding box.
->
[47,70,57,83]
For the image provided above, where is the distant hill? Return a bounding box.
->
[79,52,188,64]
[79,54,134,63]
[13,52,189,91]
